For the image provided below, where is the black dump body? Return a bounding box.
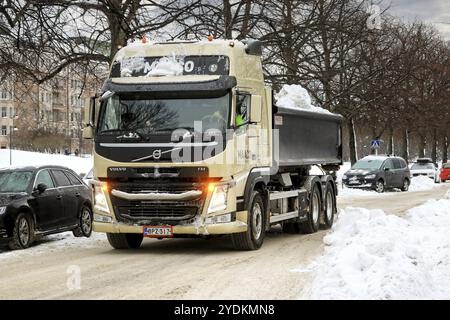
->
[273,106,343,169]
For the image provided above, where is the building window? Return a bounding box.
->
[1,107,6,118]
[1,126,6,136]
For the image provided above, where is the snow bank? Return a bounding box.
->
[338,186,384,198]
[0,149,92,175]
[275,84,331,114]
[409,176,437,192]
[300,198,450,299]
[0,232,106,260]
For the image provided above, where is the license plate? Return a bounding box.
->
[349,180,360,185]
[143,226,173,238]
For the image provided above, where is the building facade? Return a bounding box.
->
[0,68,100,154]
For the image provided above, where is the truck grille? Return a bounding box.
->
[117,205,198,221]
[109,181,206,224]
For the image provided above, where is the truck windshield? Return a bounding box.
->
[351,159,384,170]
[97,94,230,138]
[0,171,33,193]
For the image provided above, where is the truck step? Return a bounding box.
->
[269,188,307,200]
[270,211,299,223]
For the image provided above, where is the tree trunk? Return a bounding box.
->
[443,135,449,164]
[431,128,437,163]
[401,129,409,163]
[387,126,394,155]
[239,0,252,38]
[418,134,427,158]
[223,0,233,39]
[347,118,358,165]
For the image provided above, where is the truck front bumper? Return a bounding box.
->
[93,211,248,236]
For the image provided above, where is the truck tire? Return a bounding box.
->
[321,182,336,229]
[107,233,143,249]
[9,213,35,250]
[231,191,265,250]
[299,183,321,234]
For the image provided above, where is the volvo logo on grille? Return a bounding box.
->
[152,149,162,160]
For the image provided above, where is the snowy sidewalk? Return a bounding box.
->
[299,190,450,299]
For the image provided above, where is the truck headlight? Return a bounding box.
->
[207,184,229,214]
[94,183,109,213]
[0,206,6,215]
[365,174,376,179]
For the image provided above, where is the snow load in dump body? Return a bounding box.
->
[109,39,264,85]
[275,84,331,115]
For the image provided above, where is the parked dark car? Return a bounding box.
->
[342,155,411,193]
[0,165,93,250]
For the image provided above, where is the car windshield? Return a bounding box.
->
[0,171,33,193]
[351,159,384,170]
[97,93,230,139]
[442,163,450,169]
[411,163,435,170]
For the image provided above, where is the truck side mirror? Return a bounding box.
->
[83,96,96,139]
[250,95,262,123]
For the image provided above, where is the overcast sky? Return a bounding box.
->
[385,0,450,39]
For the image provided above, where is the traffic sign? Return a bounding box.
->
[371,140,381,149]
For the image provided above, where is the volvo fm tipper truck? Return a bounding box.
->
[83,39,343,250]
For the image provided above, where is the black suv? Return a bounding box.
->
[0,166,93,250]
[342,156,411,193]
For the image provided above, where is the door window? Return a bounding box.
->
[35,170,55,188]
[52,170,71,187]
[65,171,82,186]
[235,94,250,127]
[383,159,395,170]
[393,159,402,169]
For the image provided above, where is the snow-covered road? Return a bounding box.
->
[1,182,449,299]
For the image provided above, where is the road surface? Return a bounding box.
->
[1,184,449,299]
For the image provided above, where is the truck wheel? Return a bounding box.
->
[107,233,143,249]
[321,183,336,229]
[9,213,35,250]
[299,184,321,234]
[401,178,410,192]
[231,191,265,250]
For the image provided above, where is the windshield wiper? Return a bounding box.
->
[155,126,196,133]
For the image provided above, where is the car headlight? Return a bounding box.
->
[94,183,109,213]
[207,184,229,214]
[0,206,6,215]
[342,175,348,180]
[365,174,376,179]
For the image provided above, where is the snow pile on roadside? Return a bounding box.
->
[337,185,385,198]
[301,198,450,299]
[0,232,106,260]
[275,84,331,114]
[409,175,437,192]
[0,149,92,175]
